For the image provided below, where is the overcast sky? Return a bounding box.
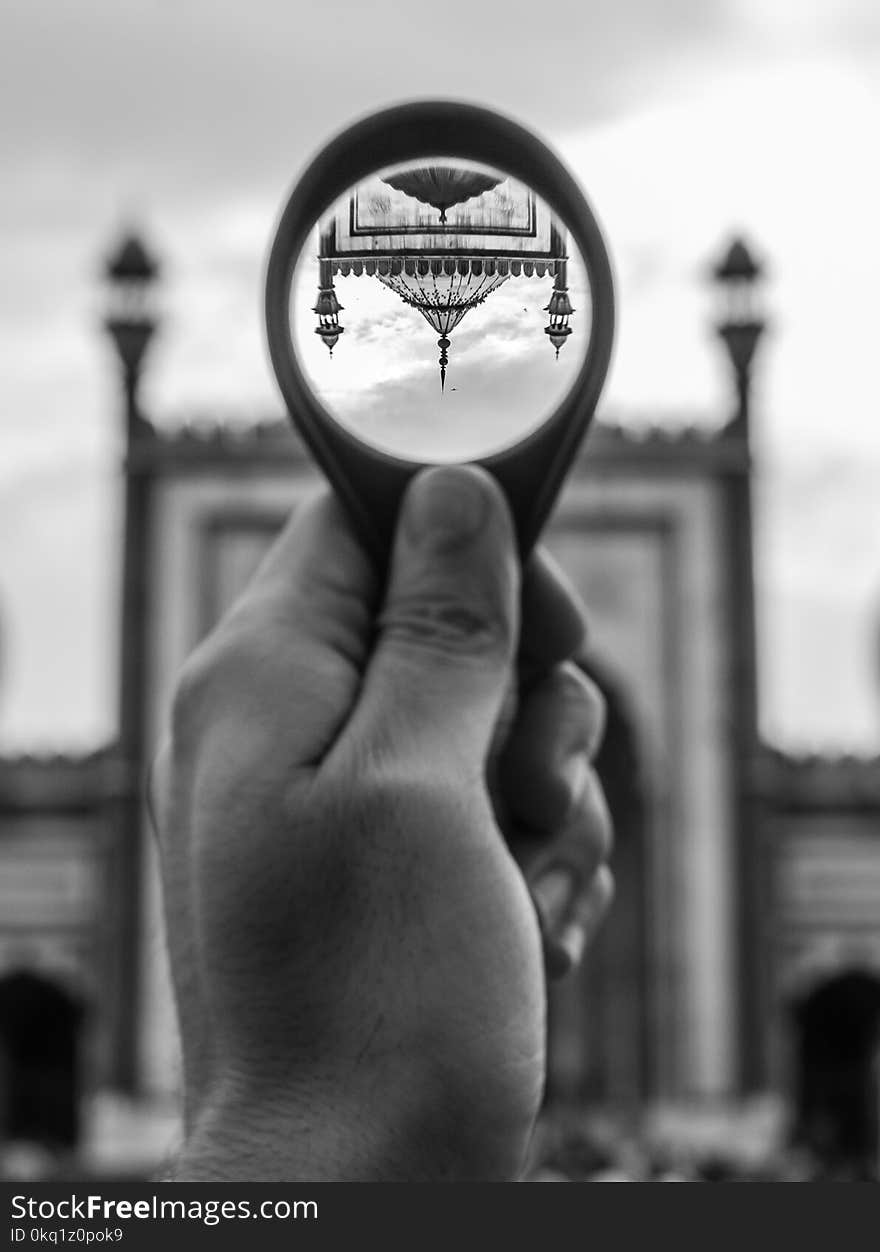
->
[2,0,880,751]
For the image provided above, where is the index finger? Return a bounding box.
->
[519,547,588,672]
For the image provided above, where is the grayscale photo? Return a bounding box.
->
[2,0,880,1197]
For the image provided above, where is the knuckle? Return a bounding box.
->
[380,590,513,663]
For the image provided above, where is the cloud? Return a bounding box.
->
[1,2,740,200]
[330,339,583,462]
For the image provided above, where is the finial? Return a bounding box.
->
[438,336,450,392]
[545,325,572,357]
[315,323,342,355]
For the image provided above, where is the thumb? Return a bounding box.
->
[352,465,520,765]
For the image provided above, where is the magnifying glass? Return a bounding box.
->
[265,100,615,560]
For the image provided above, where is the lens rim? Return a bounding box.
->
[265,100,615,556]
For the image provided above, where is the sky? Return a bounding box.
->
[1,0,880,752]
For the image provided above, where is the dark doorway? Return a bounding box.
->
[789,968,880,1178]
[0,968,84,1151]
[545,657,649,1107]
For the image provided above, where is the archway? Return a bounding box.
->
[789,967,880,1177]
[545,656,649,1107]
[0,968,84,1151]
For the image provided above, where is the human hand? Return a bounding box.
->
[152,465,613,1181]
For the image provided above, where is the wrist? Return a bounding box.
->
[173,1099,369,1182]
[172,1066,530,1182]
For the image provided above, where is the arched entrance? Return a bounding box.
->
[0,968,84,1151]
[545,657,649,1107]
[789,967,880,1177]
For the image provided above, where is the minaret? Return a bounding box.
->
[102,228,160,1091]
[710,234,767,1090]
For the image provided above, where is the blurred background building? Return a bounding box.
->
[2,224,879,1180]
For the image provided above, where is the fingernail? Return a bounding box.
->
[557,921,587,970]
[575,865,615,943]
[531,866,575,933]
[561,753,589,807]
[404,467,489,552]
